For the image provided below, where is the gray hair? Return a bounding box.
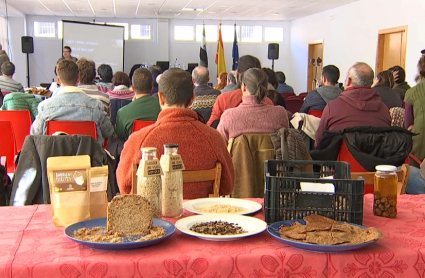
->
[192,66,209,85]
[348,62,374,87]
[242,68,268,104]
[228,71,236,84]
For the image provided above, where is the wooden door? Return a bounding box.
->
[376,26,407,74]
[307,42,324,92]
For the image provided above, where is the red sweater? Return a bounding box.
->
[117,108,235,198]
[207,88,274,126]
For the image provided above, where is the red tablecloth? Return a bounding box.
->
[1,195,425,278]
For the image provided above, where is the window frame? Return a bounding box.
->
[240,25,263,43]
[174,25,195,41]
[130,24,152,40]
[34,21,56,38]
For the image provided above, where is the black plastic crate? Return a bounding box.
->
[264,160,364,225]
[266,160,351,179]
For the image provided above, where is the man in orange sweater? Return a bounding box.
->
[117,68,235,198]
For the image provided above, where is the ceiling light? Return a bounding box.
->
[77,8,85,11]
[182,8,204,12]
[147,3,156,5]
[208,11,216,14]
[230,12,237,14]
[272,13,280,16]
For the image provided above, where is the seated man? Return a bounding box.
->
[115,68,160,139]
[300,65,342,113]
[30,60,114,145]
[77,58,111,114]
[117,68,234,198]
[276,71,294,94]
[190,66,221,122]
[315,62,391,147]
[96,64,114,93]
[0,62,24,92]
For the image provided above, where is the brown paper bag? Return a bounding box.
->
[47,155,91,227]
[90,166,108,219]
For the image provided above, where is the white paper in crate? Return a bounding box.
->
[300,176,335,193]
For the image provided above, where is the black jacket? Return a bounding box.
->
[310,126,413,171]
[10,135,116,205]
[373,86,403,109]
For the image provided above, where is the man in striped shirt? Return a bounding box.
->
[0,62,24,93]
[77,58,111,116]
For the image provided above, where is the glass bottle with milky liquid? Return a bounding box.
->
[374,165,397,219]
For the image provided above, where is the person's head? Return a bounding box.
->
[418,56,425,79]
[421,49,425,57]
[262,68,278,89]
[97,64,113,83]
[63,46,72,59]
[241,68,269,104]
[0,43,3,51]
[1,62,15,77]
[276,71,286,84]
[217,71,227,85]
[158,68,194,109]
[112,71,131,87]
[388,66,406,84]
[236,55,261,86]
[227,71,236,85]
[345,62,375,88]
[56,59,79,86]
[321,65,340,86]
[76,58,96,84]
[148,66,161,88]
[373,70,395,88]
[192,66,209,86]
[132,68,153,95]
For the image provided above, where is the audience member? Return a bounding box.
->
[148,65,161,96]
[0,43,10,69]
[221,71,238,93]
[30,60,114,145]
[0,62,24,92]
[117,68,234,198]
[389,66,410,101]
[57,46,78,63]
[96,64,114,93]
[300,65,342,113]
[404,56,425,161]
[262,67,286,108]
[276,71,294,93]
[77,58,111,114]
[1,92,42,121]
[217,68,289,142]
[190,66,221,122]
[115,68,160,139]
[315,62,391,146]
[214,72,228,90]
[207,55,274,127]
[372,70,403,109]
[109,72,134,99]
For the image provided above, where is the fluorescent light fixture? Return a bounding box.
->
[208,11,216,14]
[182,8,194,11]
[87,0,96,16]
[272,13,280,15]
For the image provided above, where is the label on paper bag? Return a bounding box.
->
[90,176,108,192]
[160,154,185,172]
[137,159,162,177]
[53,170,88,192]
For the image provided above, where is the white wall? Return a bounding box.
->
[289,0,425,94]
[8,17,27,86]
[20,16,290,87]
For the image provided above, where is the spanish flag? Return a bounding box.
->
[215,22,226,75]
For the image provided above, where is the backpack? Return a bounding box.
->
[0,164,12,206]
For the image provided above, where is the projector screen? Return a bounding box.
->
[62,21,124,73]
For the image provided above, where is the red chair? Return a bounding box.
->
[280,92,296,99]
[1,91,12,97]
[0,110,32,153]
[298,92,308,99]
[132,120,156,133]
[285,97,304,114]
[0,121,16,173]
[308,110,323,118]
[46,121,97,140]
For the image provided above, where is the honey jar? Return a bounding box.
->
[374,165,397,218]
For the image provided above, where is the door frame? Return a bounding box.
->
[307,40,324,92]
[375,26,407,74]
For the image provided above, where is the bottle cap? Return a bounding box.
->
[375,165,397,172]
[164,144,179,148]
[141,147,157,153]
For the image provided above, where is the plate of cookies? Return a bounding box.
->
[65,195,176,250]
[268,214,384,253]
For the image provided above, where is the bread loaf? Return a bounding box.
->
[107,195,153,235]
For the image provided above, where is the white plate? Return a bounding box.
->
[175,214,267,241]
[183,198,262,215]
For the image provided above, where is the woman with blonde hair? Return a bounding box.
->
[217,68,289,142]
[214,72,228,90]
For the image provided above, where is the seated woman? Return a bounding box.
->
[1,92,43,121]
[109,72,134,125]
[372,70,403,109]
[217,68,289,142]
[214,72,227,90]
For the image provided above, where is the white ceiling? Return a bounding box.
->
[4,0,359,21]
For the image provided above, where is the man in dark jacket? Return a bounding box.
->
[300,65,342,113]
[315,62,391,147]
[389,66,410,101]
[190,66,221,122]
[276,71,294,94]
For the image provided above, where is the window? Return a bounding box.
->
[131,24,151,40]
[265,27,284,42]
[221,25,240,43]
[195,25,217,42]
[174,26,194,41]
[34,22,55,38]
[241,25,262,42]
[107,22,129,40]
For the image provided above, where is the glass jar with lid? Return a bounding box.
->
[160,144,184,218]
[374,165,397,218]
[137,147,162,218]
